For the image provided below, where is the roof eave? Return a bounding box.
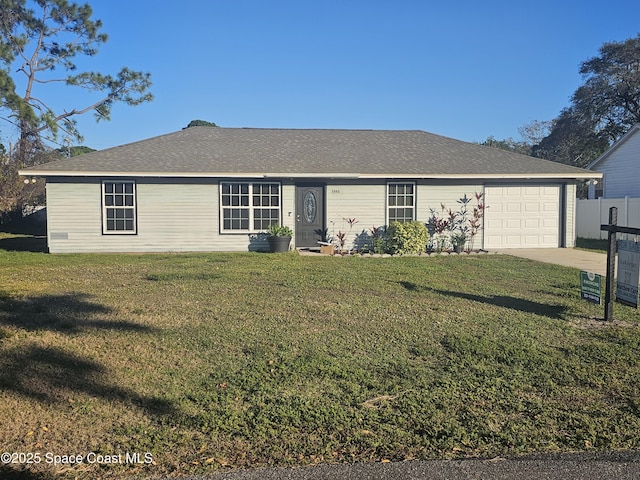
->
[19,170,602,180]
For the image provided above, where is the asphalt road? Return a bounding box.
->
[160,452,640,480]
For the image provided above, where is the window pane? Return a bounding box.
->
[221,183,280,232]
[103,182,136,233]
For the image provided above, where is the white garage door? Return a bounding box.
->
[484,185,561,249]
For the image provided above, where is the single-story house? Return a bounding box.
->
[587,124,640,199]
[20,127,600,253]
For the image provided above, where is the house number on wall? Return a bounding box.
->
[304,191,317,223]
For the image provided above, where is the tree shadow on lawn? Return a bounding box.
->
[0,464,57,480]
[0,291,155,333]
[399,281,566,319]
[0,291,179,420]
[0,344,177,418]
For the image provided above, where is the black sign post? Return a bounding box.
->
[600,206,640,321]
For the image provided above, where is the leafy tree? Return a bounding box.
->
[535,34,640,167]
[1,144,57,223]
[574,34,640,140]
[0,0,152,220]
[517,120,551,147]
[56,144,96,157]
[185,119,218,128]
[479,136,532,156]
[532,107,610,167]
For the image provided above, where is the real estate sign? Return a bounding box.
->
[616,240,640,308]
[580,271,602,304]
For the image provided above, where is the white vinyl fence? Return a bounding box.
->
[576,197,640,239]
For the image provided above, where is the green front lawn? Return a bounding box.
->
[1,247,639,479]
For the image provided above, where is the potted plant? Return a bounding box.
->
[451,232,467,253]
[266,224,293,253]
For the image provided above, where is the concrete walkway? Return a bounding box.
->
[496,248,608,276]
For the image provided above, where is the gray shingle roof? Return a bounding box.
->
[22,127,599,179]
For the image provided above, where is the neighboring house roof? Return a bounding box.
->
[587,124,640,170]
[21,127,600,179]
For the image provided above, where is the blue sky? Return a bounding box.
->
[7,0,640,150]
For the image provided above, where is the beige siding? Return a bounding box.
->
[282,183,296,245]
[325,182,386,249]
[565,183,576,247]
[417,183,485,249]
[45,177,574,253]
[46,181,102,253]
[324,181,485,250]
[46,179,296,253]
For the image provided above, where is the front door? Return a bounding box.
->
[295,184,325,248]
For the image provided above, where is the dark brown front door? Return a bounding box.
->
[295,184,325,248]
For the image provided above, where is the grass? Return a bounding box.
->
[1,239,640,479]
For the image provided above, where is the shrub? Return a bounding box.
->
[369,225,388,254]
[386,221,429,255]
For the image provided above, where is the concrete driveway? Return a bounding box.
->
[496,248,608,276]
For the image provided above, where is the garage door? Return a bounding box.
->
[484,185,561,248]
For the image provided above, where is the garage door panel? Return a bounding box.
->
[524,218,539,229]
[524,187,542,196]
[504,220,520,231]
[524,236,542,246]
[485,185,560,249]
[524,203,540,213]
[506,203,522,213]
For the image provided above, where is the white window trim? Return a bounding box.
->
[102,180,137,235]
[386,181,416,223]
[219,181,282,233]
